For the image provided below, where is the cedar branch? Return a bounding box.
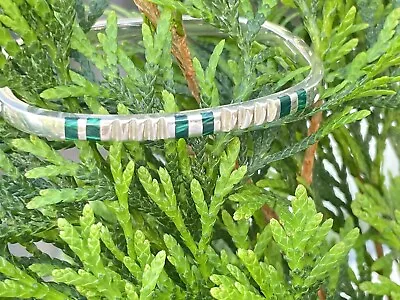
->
[132,0,201,103]
[301,101,323,185]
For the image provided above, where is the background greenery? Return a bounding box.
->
[0,0,400,299]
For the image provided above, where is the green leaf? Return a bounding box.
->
[304,228,359,287]
[164,234,197,289]
[367,8,400,62]
[226,263,256,293]
[80,204,95,240]
[239,0,254,18]
[195,39,225,107]
[222,210,250,249]
[40,85,96,99]
[29,263,55,278]
[25,164,79,178]
[177,138,192,180]
[100,11,118,78]
[139,251,166,300]
[72,23,107,71]
[27,188,90,209]
[275,66,310,90]
[352,184,400,249]
[254,225,273,259]
[0,149,20,178]
[139,166,197,256]
[206,39,225,106]
[134,230,152,269]
[190,179,208,219]
[162,90,177,113]
[237,249,289,298]
[0,23,20,56]
[321,0,337,39]
[210,273,265,299]
[0,0,37,45]
[258,0,278,18]
[77,0,109,32]
[100,226,126,262]
[326,38,359,64]
[109,142,136,258]
[229,187,283,220]
[0,257,67,299]
[11,136,68,165]
[125,282,140,300]
[266,185,358,294]
[261,109,370,165]
[57,218,86,261]
[360,276,400,296]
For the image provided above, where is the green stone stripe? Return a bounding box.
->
[201,112,214,135]
[65,117,78,140]
[175,114,189,138]
[86,118,101,141]
[279,95,291,118]
[296,89,307,110]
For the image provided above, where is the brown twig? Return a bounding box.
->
[170,20,200,103]
[301,101,323,185]
[132,0,201,103]
[300,100,324,300]
[317,288,327,300]
[374,242,390,299]
[261,205,279,222]
[132,0,159,24]
[375,242,384,258]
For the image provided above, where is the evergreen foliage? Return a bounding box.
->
[0,0,399,299]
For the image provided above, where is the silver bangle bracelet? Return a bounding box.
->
[0,18,323,142]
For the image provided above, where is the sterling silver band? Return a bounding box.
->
[0,18,323,142]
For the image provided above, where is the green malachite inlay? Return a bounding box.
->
[86,118,101,141]
[201,112,214,135]
[175,114,189,138]
[65,117,78,140]
[279,95,291,118]
[296,89,307,110]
